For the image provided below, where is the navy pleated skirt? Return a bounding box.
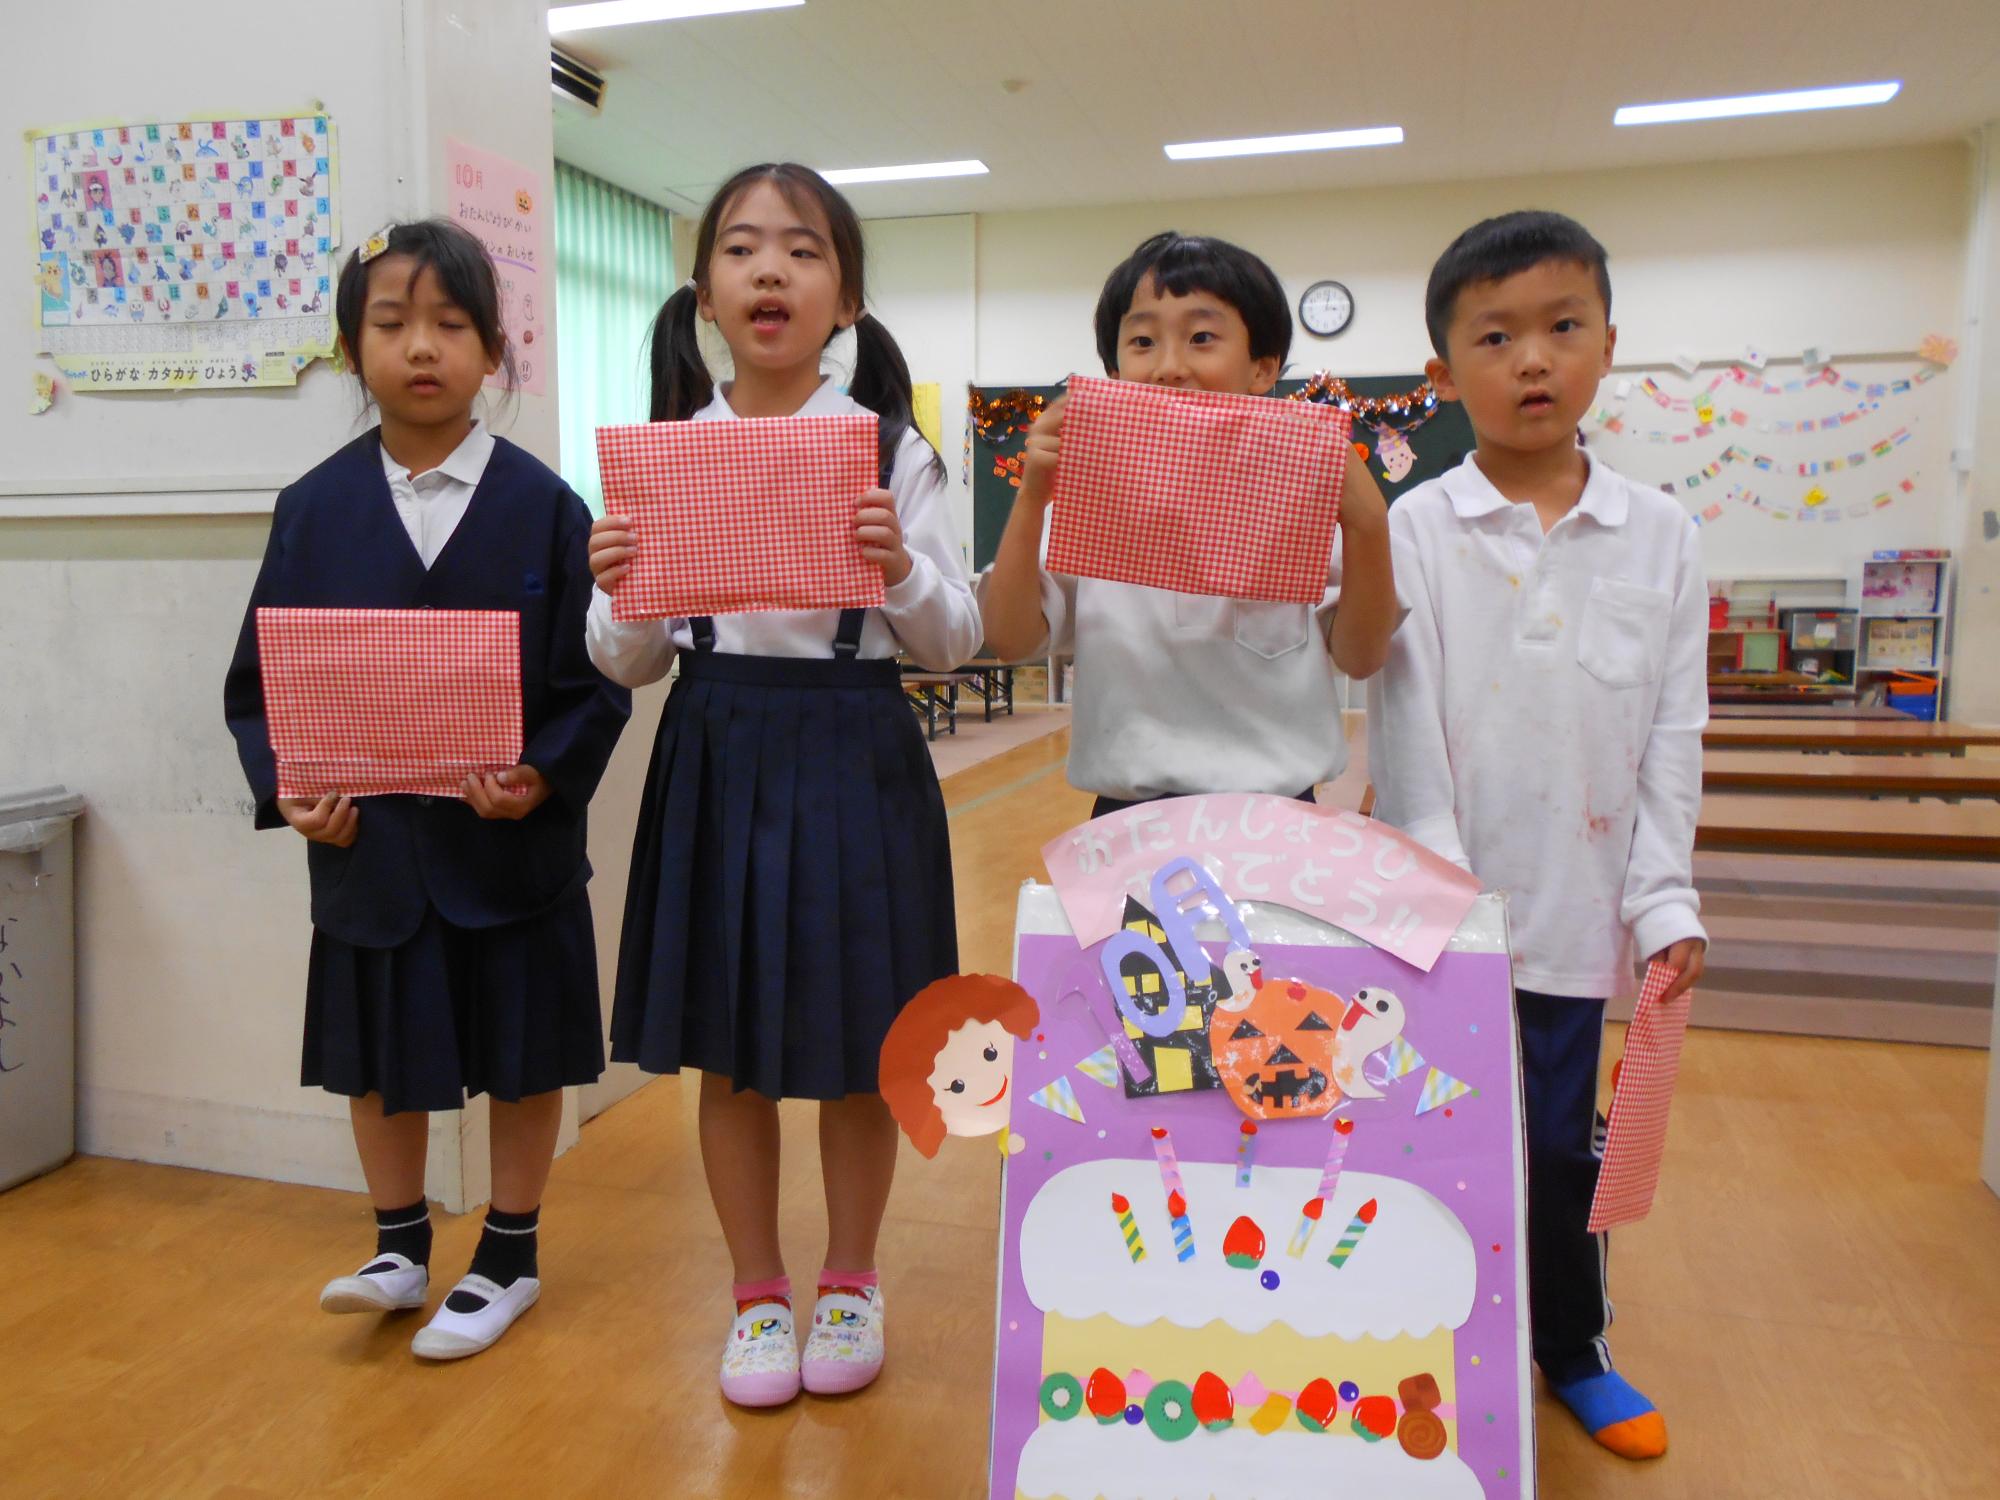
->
[303,886,605,1116]
[609,649,958,1100]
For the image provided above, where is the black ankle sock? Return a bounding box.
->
[367,1198,431,1271]
[447,1205,540,1311]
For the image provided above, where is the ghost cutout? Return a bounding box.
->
[879,974,1040,1158]
[1375,425,1416,484]
[1332,986,1407,1100]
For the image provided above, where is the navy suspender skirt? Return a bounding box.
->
[609,607,959,1099]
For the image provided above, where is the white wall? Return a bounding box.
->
[0,0,592,1210]
[863,214,977,553]
[973,144,1971,383]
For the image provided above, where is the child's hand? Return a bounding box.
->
[588,515,635,593]
[1018,396,1066,511]
[856,488,913,587]
[1649,938,1706,1002]
[1339,452,1388,536]
[463,765,552,820]
[278,793,358,847]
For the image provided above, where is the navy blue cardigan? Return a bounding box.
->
[223,430,632,948]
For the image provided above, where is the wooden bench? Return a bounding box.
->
[1697,792,2000,859]
[902,672,974,740]
[1703,718,2000,755]
[1709,703,1908,721]
[1704,751,2000,800]
[957,659,1017,722]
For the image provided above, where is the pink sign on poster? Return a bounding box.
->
[1041,796,1481,974]
[446,138,548,395]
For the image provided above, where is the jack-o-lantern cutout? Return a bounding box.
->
[1209,979,1347,1120]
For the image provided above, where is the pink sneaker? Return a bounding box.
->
[719,1299,800,1408]
[802,1284,885,1395]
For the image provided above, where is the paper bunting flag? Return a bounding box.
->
[1028,1075,1086,1125]
[1379,1035,1426,1081]
[1074,1044,1121,1089]
[1413,1066,1476,1116]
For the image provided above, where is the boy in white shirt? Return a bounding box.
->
[979,231,1396,813]
[1369,211,1707,1461]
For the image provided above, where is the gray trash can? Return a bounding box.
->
[0,786,85,1192]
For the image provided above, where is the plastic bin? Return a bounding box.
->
[0,786,85,1192]
[1885,672,1940,722]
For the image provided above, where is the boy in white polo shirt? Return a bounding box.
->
[978,231,1397,814]
[1369,210,1707,1461]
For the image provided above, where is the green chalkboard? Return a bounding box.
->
[967,375,1474,570]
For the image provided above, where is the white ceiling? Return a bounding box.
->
[550,0,2000,219]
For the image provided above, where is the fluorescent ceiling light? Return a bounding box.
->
[817,159,989,185]
[1614,81,1899,126]
[549,0,802,34]
[1164,126,1403,161]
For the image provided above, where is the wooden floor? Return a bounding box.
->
[6,730,1999,1499]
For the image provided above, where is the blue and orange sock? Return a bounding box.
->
[1551,1370,1667,1459]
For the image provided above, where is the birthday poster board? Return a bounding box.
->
[993,798,1531,1500]
[29,112,341,390]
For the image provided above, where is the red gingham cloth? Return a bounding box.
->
[257,608,523,801]
[596,415,885,622]
[1588,960,1694,1233]
[1045,375,1351,605]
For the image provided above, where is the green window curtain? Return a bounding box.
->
[554,162,677,512]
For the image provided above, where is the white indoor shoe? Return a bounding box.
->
[318,1253,429,1314]
[410,1274,541,1360]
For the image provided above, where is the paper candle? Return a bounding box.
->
[1110,1192,1146,1263]
[1166,1189,1196,1262]
[1149,1125,1186,1196]
[1327,1197,1379,1269]
[1317,1116,1354,1199]
[1234,1120,1259,1188]
[1151,1126,1196,1260]
[1285,1197,1325,1259]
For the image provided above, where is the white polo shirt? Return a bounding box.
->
[1367,452,1708,998]
[381,420,494,569]
[977,534,1364,802]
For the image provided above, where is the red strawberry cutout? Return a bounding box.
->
[1295,1377,1340,1432]
[1085,1367,1126,1424]
[1192,1371,1235,1431]
[1223,1215,1267,1270]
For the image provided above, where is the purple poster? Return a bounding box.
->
[991,877,1532,1500]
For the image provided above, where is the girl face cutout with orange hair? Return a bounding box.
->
[880,974,1040,1158]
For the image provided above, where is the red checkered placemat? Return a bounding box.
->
[257,608,523,801]
[1046,375,1351,604]
[596,415,885,622]
[1588,959,1694,1233]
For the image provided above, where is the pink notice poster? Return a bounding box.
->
[446,139,548,395]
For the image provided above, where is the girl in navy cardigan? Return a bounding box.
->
[223,220,629,1361]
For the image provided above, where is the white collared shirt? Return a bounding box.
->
[1367,452,1708,998]
[585,379,981,680]
[380,421,496,569]
[977,535,1368,801]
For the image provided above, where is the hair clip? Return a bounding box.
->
[359,227,394,263]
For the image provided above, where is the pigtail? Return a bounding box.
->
[850,312,944,482]
[647,283,712,422]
